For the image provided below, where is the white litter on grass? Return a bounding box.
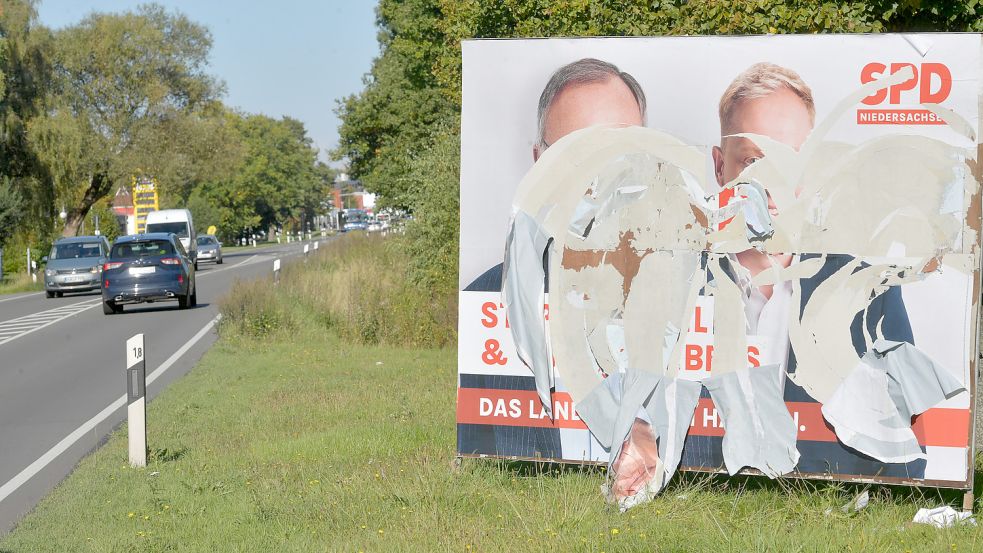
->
[843,490,869,514]
[913,506,976,528]
[375,361,384,366]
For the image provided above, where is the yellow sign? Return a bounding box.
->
[207,225,217,236]
[132,176,159,233]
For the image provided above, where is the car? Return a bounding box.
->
[42,235,111,298]
[145,209,198,270]
[101,233,197,315]
[196,234,223,264]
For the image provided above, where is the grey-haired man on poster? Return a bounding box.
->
[459,58,647,460]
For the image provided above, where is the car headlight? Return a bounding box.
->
[90,266,100,274]
[45,269,55,276]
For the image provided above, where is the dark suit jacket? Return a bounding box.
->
[780,254,924,478]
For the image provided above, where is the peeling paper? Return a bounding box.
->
[822,340,965,463]
[706,256,749,377]
[500,62,979,507]
[585,372,702,511]
[502,210,554,416]
[788,259,931,404]
[902,34,934,57]
[703,364,800,476]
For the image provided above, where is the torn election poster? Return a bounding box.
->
[458,34,980,508]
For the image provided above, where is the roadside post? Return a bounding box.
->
[314,241,319,252]
[126,333,147,467]
[273,258,281,285]
[303,243,309,262]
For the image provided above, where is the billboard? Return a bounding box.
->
[133,176,159,234]
[457,34,981,507]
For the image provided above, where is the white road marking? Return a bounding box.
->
[0,315,221,505]
[0,292,44,305]
[0,299,103,346]
[0,242,307,347]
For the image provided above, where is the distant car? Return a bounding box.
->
[101,233,197,315]
[196,234,223,264]
[42,235,111,298]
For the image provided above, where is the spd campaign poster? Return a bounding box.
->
[457,34,981,489]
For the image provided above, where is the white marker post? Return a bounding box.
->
[303,243,309,261]
[273,258,281,285]
[313,241,319,252]
[126,334,147,467]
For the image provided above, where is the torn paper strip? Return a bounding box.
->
[584,372,702,511]
[822,340,965,463]
[502,210,554,417]
[703,364,800,476]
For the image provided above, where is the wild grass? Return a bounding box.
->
[218,232,456,348]
[0,273,42,295]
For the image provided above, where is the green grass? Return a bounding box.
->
[2,235,981,551]
[0,273,43,295]
[2,327,982,552]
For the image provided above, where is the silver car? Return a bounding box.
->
[42,236,111,297]
[195,234,223,264]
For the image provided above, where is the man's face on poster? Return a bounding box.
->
[534,77,643,161]
[712,88,813,215]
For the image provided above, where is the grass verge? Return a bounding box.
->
[0,273,42,295]
[3,327,981,552]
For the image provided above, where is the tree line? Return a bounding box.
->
[334,0,983,295]
[0,1,331,276]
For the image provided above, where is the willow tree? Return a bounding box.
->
[31,3,220,237]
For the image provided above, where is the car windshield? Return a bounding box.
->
[196,236,216,246]
[146,222,189,237]
[111,240,174,259]
[49,242,102,259]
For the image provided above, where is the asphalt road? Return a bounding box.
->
[0,240,318,534]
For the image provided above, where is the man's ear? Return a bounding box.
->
[711,145,726,187]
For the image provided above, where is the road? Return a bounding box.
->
[0,240,317,533]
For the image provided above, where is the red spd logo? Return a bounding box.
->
[856,62,951,125]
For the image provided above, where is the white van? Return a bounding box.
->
[145,209,197,268]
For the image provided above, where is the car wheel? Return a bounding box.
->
[45,290,55,298]
[56,292,64,298]
[103,301,116,315]
[178,293,189,309]
[190,286,197,307]
[194,260,199,271]
[217,257,223,265]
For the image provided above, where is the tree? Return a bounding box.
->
[187,111,324,242]
[0,0,53,236]
[336,0,983,289]
[334,0,456,209]
[32,3,220,237]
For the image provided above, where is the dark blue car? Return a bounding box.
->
[102,233,197,315]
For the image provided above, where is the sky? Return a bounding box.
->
[36,0,381,166]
